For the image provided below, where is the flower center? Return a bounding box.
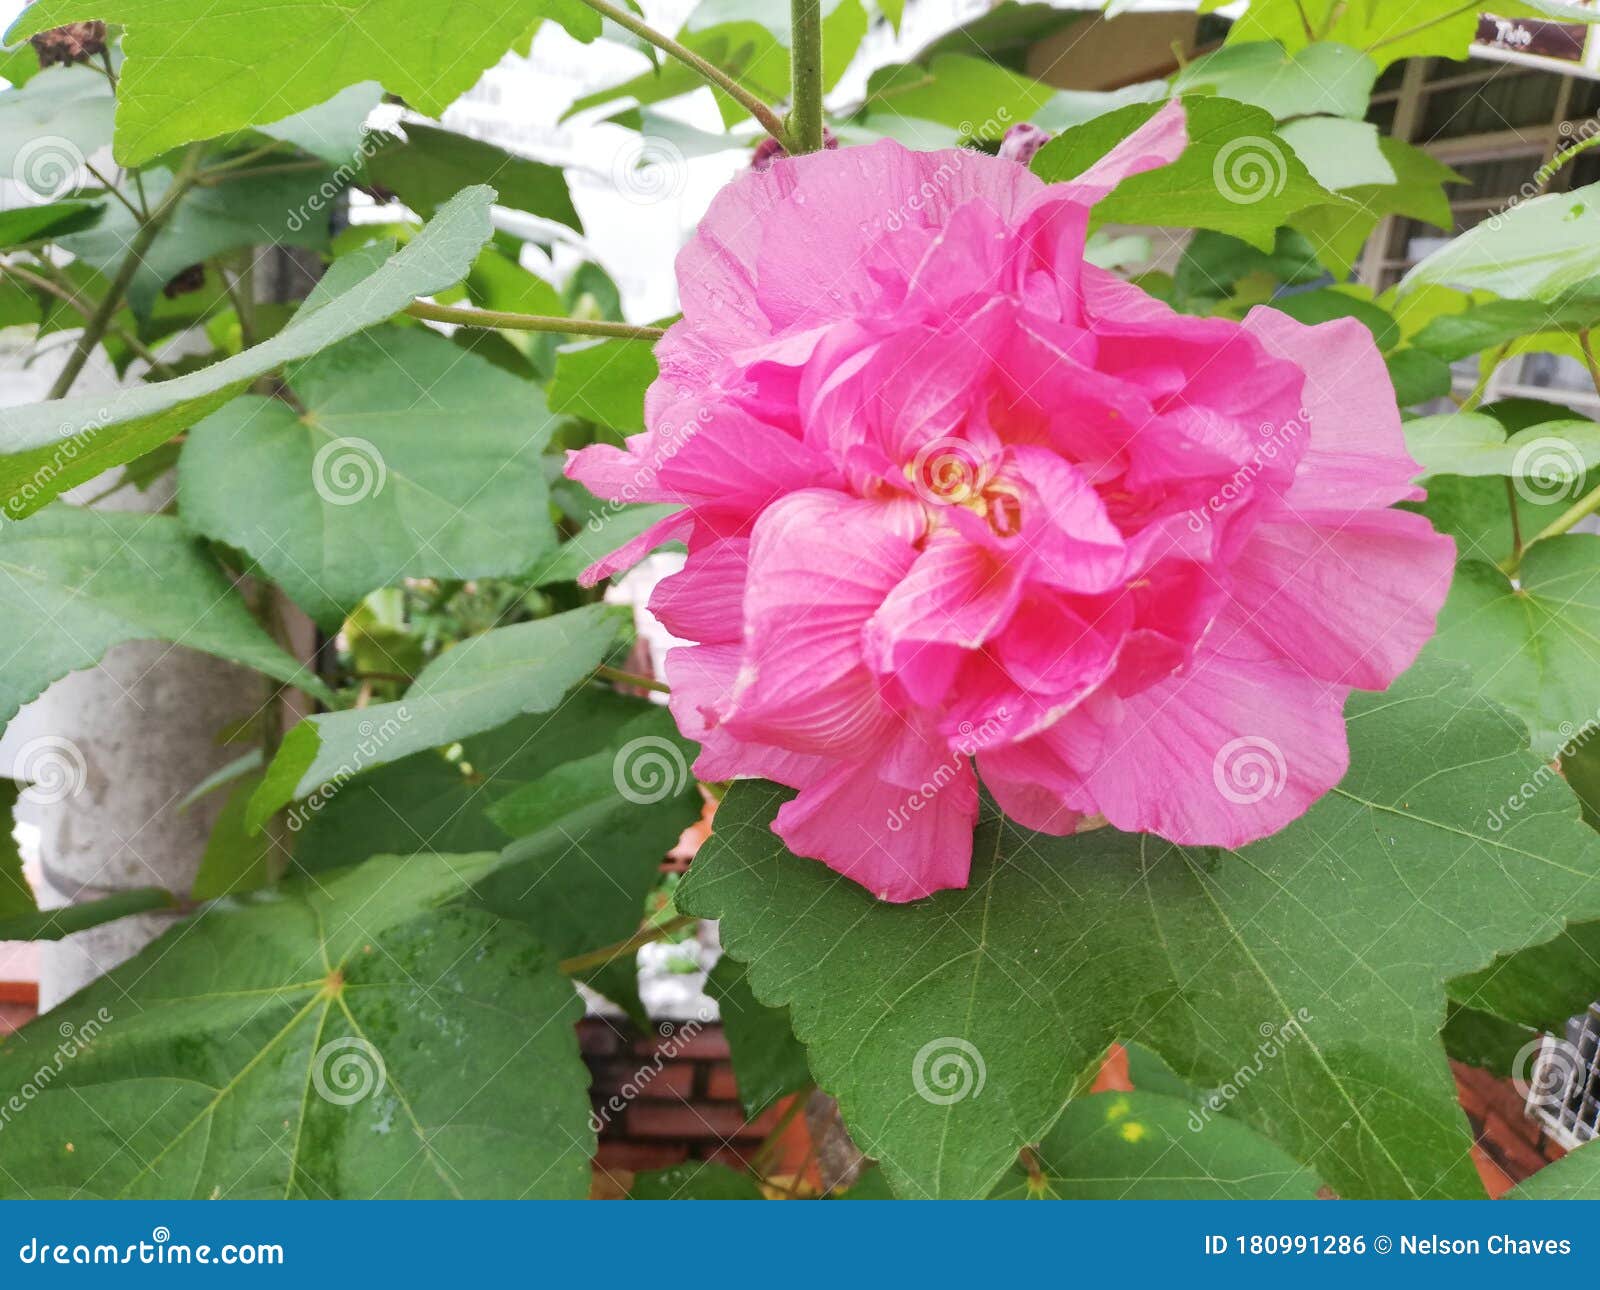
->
[904,441,1022,538]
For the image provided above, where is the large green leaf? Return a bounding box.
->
[0,780,30,920]
[0,64,113,188]
[679,662,1600,1199]
[0,506,328,725]
[1404,411,1600,479]
[1033,97,1338,252]
[1413,298,1600,363]
[179,324,559,629]
[549,336,658,433]
[987,1091,1322,1200]
[1399,182,1600,305]
[249,604,627,829]
[0,200,103,248]
[0,853,594,1199]
[864,53,1051,139]
[705,956,812,1119]
[364,123,580,230]
[7,0,600,166]
[1509,1142,1600,1198]
[1169,40,1376,120]
[0,186,497,522]
[1425,537,1600,758]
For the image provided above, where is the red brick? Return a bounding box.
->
[576,1018,628,1057]
[633,1025,729,1061]
[1471,1143,1515,1199]
[1483,1112,1550,1180]
[705,1063,739,1102]
[595,1141,689,1171]
[635,1064,697,1100]
[1456,1078,1489,1121]
[625,1102,751,1140]
[746,1101,787,1137]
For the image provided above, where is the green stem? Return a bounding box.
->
[597,664,671,694]
[47,143,205,400]
[0,264,177,379]
[195,158,327,186]
[787,0,825,155]
[1367,0,1478,53]
[572,0,787,143]
[405,299,664,340]
[82,160,147,223]
[1536,129,1600,194]
[558,914,697,976]
[1512,484,1600,564]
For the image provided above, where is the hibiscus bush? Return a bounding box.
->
[4,0,1600,1202]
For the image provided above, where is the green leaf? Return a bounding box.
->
[706,956,812,1119]
[179,325,559,629]
[1405,412,1600,479]
[1441,1003,1535,1079]
[0,888,178,943]
[0,506,328,727]
[0,186,496,521]
[535,500,682,586]
[630,1161,763,1199]
[0,780,31,920]
[7,0,601,167]
[865,53,1051,139]
[1425,536,1600,757]
[1279,117,1394,192]
[987,1091,1322,1199]
[0,200,103,248]
[1387,347,1453,408]
[549,337,658,432]
[1269,287,1399,351]
[57,166,335,317]
[1400,182,1600,306]
[0,852,594,1198]
[0,64,113,185]
[249,604,627,830]
[1451,920,1600,1037]
[257,81,384,166]
[1413,298,1600,363]
[1509,1142,1600,1198]
[1033,97,1338,252]
[190,774,276,902]
[1173,228,1324,303]
[679,662,1600,1199]
[1170,40,1377,120]
[364,122,580,231]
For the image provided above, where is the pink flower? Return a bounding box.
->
[567,102,1456,902]
[997,122,1052,167]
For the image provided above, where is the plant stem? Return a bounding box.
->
[596,664,670,694]
[82,160,147,223]
[572,0,787,143]
[405,299,664,340]
[195,158,328,186]
[787,0,825,154]
[0,263,177,378]
[558,914,698,976]
[1536,129,1600,194]
[1367,0,1478,53]
[47,143,205,400]
[1513,483,1600,561]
